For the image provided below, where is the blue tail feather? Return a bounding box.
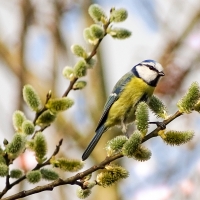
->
[82,125,107,161]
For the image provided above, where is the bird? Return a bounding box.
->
[82,59,165,161]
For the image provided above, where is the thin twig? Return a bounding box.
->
[1,110,183,200]
[0,139,63,199]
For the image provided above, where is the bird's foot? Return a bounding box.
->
[149,121,166,130]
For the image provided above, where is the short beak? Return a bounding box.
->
[159,71,165,76]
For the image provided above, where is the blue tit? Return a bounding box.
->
[82,59,164,161]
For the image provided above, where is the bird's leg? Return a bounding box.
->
[149,121,166,130]
[121,119,129,138]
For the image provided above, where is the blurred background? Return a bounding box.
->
[0,0,200,199]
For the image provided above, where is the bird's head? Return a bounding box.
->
[132,59,165,87]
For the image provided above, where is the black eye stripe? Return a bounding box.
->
[145,64,158,72]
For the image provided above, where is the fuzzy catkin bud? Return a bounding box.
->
[51,157,84,172]
[10,169,23,178]
[86,58,96,68]
[88,4,107,23]
[62,66,75,80]
[74,60,87,78]
[6,133,26,159]
[148,95,168,119]
[90,24,104,39]
[12,110,26,131]
[177,82,200,114]
[161,130,194,146]
[134,145,152,162]
[46,97,74,113]
[105,136,128,156]
[23,84,41,111]
[107,27,131,39]
[71,45,87,58]
[36,110,56,126]
[97,164,128,187]
[110,8,128,22]
[73,81,87,90]
[0,164,8,177]
[40,168,59,181]
[34,132,47,163]
[194,100,200,113]
[0,156,6,164]
[22,120,35,135]
[76,187,91,199]
[83,28,97,45]
[135,102,149,136]
[26,170,41,184]
[122,131,142,157]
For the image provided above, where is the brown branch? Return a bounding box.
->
[0,139,63,199]
[1,110,183,200]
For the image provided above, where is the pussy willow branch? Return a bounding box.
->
[2,110,183,200]
[0,139,63,199]
[62,21,110,98]
[1,19,112,200]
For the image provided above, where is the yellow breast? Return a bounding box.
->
[105,77,155,127]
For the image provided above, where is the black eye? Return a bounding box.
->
[146,64,154,70]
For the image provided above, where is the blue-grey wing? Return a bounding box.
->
[95,72,134,132]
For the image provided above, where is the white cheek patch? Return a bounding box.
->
[136,66,157,83]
